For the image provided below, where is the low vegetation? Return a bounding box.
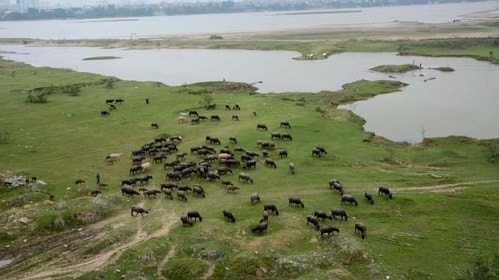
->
[370,64,421,73]
[0,46,498,279]
[82,56,121,60]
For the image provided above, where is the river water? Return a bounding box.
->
[0,1,498,39]
[1,1,498,143]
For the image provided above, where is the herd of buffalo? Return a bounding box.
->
[100,98,395,241]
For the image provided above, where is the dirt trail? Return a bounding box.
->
[19,214,178,280]
[157,245,177,280]
[201,263,215,280]
[392,180,499,193]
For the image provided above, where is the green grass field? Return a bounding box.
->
[0,57,498,279]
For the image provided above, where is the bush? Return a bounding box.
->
[26,92,48,103]
[0,130,12,144]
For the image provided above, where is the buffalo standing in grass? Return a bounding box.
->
[187,211,203,222]
[131,205,149,217]
[355,222,367,239]
[314,210,332,221]
[306,215,320,230]
[122,186,140,197]
[264,203,279,215]
[378,186,393,199]
[288,197,304,208]
[251,221,268,233]
[181,213,193,227]
[250,193,261,204]
[341,194,358,206]
[365,192,375,204]
[331,209,348,221]
[320,226,340,237]
[223,210,236,223]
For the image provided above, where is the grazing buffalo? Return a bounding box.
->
[312,148,323,157]
[314,210,332,221]
[121,178,138,186]
[207,171,221,181]
[242,160,257,169]
[181,213,193,227]
[245,151,259,157]
[223,210,236,223]
[138,175,153,184]
[160,182,178,190]
[105,99,115,104]
[144,189,161,198]
[115,98,125,104]
[263,203,279,215]
[210,115,221,121]
[250,193,261,204]
[329,179,343,193]
[226,184,240,193]
[331,209,348,221]
[271,132,281,140]
[378,186,393,199]
[289,162,296,175]
[90,190,101,196]
[121,186,140,197]
[209,137,221,145]
[192,185,205,198]
[281,133,292,141]
[129,165,142,175]
[341,194,358,206]
[233,104,241,110]
[280,121,291,128]
[320,226,340,237]
[277,149,288,158]
[177,191,188,202]
[231,115,239,121]
[315,146,327,154]
[256,124,268,131]
[151,123,159,129]
[365,192,374,204]
[162,188,173,200]
[191,118,200,125]
[251,221,268,233]
[166,172,182,181]
[229,137,238,144]
[131,205,149,217]
[238,173,254,183]
[288,197,304,208]
[178,185,192,192]
[264,158,277,168]
[355,222,367,239]
[189,110,199,117]
[187,211,203,222]
[75,179,85,185]
[101,110,110,116]
[306,215,321,230]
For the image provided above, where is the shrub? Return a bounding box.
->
[26,92,48,103]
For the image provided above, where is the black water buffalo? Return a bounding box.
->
[129,165,142,175]
[210,115,221,121]
[271,132,281,140]
[233,104,241,110]
[242,160,257,169]
[378,186,393,199]
[341,194,358,206]
[187,211,203,222]
[181,213,193,226]
[105,99,115,104]
[162,188,173,200]
[250,193,261,204]
[281,133,293,141]
[288,197,304,208]
[189,110,199,117]
[209,137,221,145]
[177,191,188,202]
[229,137,238,144]
[121,178,138,186]
[331,209,348,221]
[223,210,236,223]
[306,215,320,230]
[320,226,340,237]
[137,175,153,184]
[251,221,268,233]
[257,124,268,131]
[365,192,374,204]
[238,173,254,183]
[101,110,110,116]
[329,179,343,193]
[277,149,288,158]
[151,123,159,129]
[131,205,149,217]
[245,151,259,157]
[231,115,239,121]
[143,189,161,198]
[115,98,125,104]
[312,148,323,157]
[264,158,277,168]
[355,222,367,239]
[289,162,296,175]
[122,186,140,197]
[314,210,332,221]
[226,184,240,193]
[263,203,279,215]
[280,121,291,128]
[207,171,221,181]
[178,185,192,192]
[160,182,178,190]
[166,172,182,181]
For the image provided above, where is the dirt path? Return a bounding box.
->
[156,245,177,280]
[201,263,215,280]
[19,213,178,280]
[392,180,499,193]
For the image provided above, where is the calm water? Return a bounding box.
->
[1,45,498,143]
[0,1,498,39]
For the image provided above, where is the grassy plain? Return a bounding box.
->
[1,11,499,280]
[0,52,498,280]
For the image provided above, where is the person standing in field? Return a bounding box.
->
[96,172,101,184]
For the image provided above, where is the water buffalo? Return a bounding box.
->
[207,171,221,181]
[151,123,159,129]
[329,179,343,193]
[280,121,291,128]
[75,179,85,185]
[306,215,320,230]
[178,185,192,193]
[231,115,239,121]
[131,205,149,217]
[162,188,173,200]
[226,184,240,193]
[137,175,153,184]
[257,124,268,131]
[314,210,332,221]
[181,213,193,227]
[263,203,279,215]
[177,191,187,202]
[271,132,282,140]
[245,151,259,157]
[320,226,340,237]
[277,149,288,158]
[355,222,367,239]
[281,133,292,141]
[210,115,221,121]
[233,104,241,110]
[129,165,142,175]
[251,221,268,233]
[250,193,261,204]
[229,137,238,144]
[289,162,296,175]
[143,189,161,198]
[331,209,348,221]
[187,211,203,222]
[341,194,358,206]
[223,210,236,223]
[166,172,182,181]
[121,178,138,186]
[238,173,254,183]
[264,158,277,168]
[365,192,374,204]
[378,186,393,199]
[288,197,304,208]
[122,186,140,197]
[189,110,199,117]
[192,185,205,198]
[101,110,110,116]
[242,160,257,169]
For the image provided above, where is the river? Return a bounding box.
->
[1,1,498,143]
